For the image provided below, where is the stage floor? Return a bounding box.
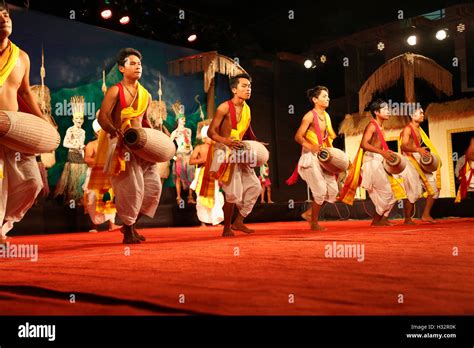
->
[1,218,473,315]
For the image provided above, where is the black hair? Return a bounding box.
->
[369,98,388,118]
[307,86,328,106]
[0,1,9,12]
[117,48,142,67]
[229,73,252,91]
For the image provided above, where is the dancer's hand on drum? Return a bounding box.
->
[224,138,243,150]
[417,147,430,157]
[382,150,395,162]
[310,143,321,154]
[110,128,124,139]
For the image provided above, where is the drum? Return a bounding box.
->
[317,147,349,174]
[123,127,176,163]
[241,140,269,167]
[0,110,60,154]
[383,152,407,175]
[419,150,439,173]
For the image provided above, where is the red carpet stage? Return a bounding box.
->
[0,219,473,315]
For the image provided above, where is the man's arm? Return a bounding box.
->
[207,103,241,149]
[98,86,120,137]
[294,112,319,153]
[400,127,429,156]
[84,142,95,166]
[189,146,205,165]
[17,51,51,123]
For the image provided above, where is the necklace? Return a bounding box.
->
[123,84,136,98]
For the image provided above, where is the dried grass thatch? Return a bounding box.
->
[30,84,51,116]
[168,51,247,92]
[338,112,411,136]
[359,53,453,114]
[426,98,474,122]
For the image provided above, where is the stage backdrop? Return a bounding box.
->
[10,5,231,187]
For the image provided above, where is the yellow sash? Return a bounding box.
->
[0,41,20,87]
[305,111,336,148]
[199,102,251,208]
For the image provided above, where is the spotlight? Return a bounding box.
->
[407,35,417,46]
[187,34,197,42]
[435,29,447,40]
[100,9,112,19]
[320,55,327,63]
[457,23,465,33]
[304,59,314,69]
[119,15,130,25]
[377,42,385,51]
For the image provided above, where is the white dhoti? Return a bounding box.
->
[399,153,439,204]
[190,167,224,225]
[110,153,162,226]
[361,152,396,217]
[298,150,338,205]
[0,146,43,237]
[83,167,116,225]
[221,164,260,218]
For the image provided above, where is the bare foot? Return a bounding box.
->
[132,225,146,242]
[421,216,437,223]
[222,227,235,237]
[381,217,396,226]
[310,222,327,231]
[260,200,265,204]
[301,210,312,222]
[187,197,196,204]
[268,200,274,204]
[371,219,385,226]
[404,219,416,225]
[231,222,255,234]
[121,226,141,244]
[108,223,122,231]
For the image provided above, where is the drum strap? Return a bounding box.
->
[371,120,389,151]
[408,124,421,148]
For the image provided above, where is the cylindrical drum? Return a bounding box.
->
[0,110,60,154]
[317,147,349,174]
[123,127,176,163]
[241,140,269,167]
[383,152,407,175]
[419,150,439,173]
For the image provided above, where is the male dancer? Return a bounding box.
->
[399,107,441,224]
[287,86,338,230]
[202,73,261,237]
[340,99,406,226]
[0,3,49,243]
[91,48,161,244]
[455,136,474,202]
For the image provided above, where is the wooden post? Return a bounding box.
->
[206,77,215,119]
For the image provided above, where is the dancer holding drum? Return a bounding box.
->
[399,107,441,224]
[287,86,347,231]
[0,2,60,244]
[203,73,263,237]
[340,99,406,226]
[92,48,164,244]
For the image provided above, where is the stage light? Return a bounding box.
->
[187,34,197,42]
[304,59,314,69]
[435,29,447,40]
[119,15,130,25]
[377,42,385,51]
[100,9,112,19]
[320,55,327,63]
[457,23,465,33]
[407,35,417,46]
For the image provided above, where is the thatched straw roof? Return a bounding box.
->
[338,112,410,136]
[359,53,452,114]
[426,98,474,121]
